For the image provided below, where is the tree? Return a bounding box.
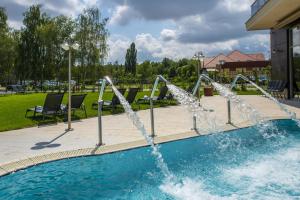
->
[38,15,75,82]
[125,42,137,74]
[0,7,17,85]
[76,8,108,85]
[19,5,47,83]
[137,60,152,80]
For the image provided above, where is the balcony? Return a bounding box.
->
[251,0,269,16]
[246,0,300,30]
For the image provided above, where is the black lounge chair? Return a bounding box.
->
[25,93,64,119]
[273,80,287,98]
[151,85,168,101]
[126,88,139,104]
[61,94,87,118]
[293,82,300,99]
[137,86,169,107]
[92,88,126,110]
[267,80,277,93]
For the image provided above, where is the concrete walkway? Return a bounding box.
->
[1,95,300,174]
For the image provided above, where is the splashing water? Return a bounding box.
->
[212,82,282,138]
[166,84,220,134]
[106,82,174,181]
[232,75,300,128]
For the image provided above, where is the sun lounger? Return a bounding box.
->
[137,86,169,109]
[61,94,87,118]
[92,88,126,111]
[25,93,64,119]
[126,88,139,104]
[272,80,287,98]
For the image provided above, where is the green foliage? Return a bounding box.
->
[0,7,17,85]
[137,60,152,80]
[76,8,109,84]
[125,42,137,74]
[0,5,109,87]
[0,91,176,132]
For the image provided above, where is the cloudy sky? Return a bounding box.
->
[2,0,269,63]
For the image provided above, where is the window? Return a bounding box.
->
[292,25,300,90]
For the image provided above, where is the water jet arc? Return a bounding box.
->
[231,74,298,125]
[192,74,232,124]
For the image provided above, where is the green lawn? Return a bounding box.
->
[0,88,262,132]
[0,91,175,132]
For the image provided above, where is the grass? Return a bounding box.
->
[0,88,262,132]
[0,91,176,132]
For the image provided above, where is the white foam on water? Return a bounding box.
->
[223,144,300,199]
[160,178,229,200]
[106,80,176,182]
[160,144,300,200]
[212,82,282,139]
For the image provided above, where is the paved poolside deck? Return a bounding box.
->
[1,95,300,175]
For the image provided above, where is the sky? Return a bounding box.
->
[2,0,270,63]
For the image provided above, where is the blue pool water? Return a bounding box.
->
[0,120,300,200]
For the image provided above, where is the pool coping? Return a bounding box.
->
[0,116,291,177]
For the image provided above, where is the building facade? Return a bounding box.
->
[246,0,300,98]
[203,50,270,80]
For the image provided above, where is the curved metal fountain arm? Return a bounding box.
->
[231,74,274,99]
[150,75,169,98]
[192,74,215,96]
[98,77,109,102]
[230,74,296,119]
[230,74,250,90]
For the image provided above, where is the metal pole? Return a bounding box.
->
[67,48,72,131]
[198,59,200,99]
[227,100,231,124]
[192,114,197,130]
[150,98,155,137]
[97,100,104,146]
[41,64,44,92]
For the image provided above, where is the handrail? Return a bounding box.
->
[98,79,107,102]
[192,74,232,124]
[150,75,169,98]
[192,74,214,96]
[149,75,170,137]
[96,77,110,146]
[231,74,296,119]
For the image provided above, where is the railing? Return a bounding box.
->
[251,0,269,16]
[193,74,232,124]
[231,74,296,120]
[96,77,108,146]
[149,75,170,137]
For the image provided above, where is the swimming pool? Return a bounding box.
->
[0,120,299,199]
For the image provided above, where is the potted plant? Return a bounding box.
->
[204,85,214,96]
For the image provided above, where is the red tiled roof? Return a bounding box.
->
[246,53,265,61]
[203,50,266,69]
[204,54,234,69]
[204,57,214,65]
[227,50,256,61]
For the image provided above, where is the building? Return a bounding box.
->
[246,0,300,98]
[203,50,270,79]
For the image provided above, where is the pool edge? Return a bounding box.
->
[0,116,291,177]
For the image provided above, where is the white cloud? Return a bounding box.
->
[107,32,269,63]
[109,4,139,26]
[160,29,177,41]
[221,0,250,13]
[107,35,131,63]
[4,0,101,29]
